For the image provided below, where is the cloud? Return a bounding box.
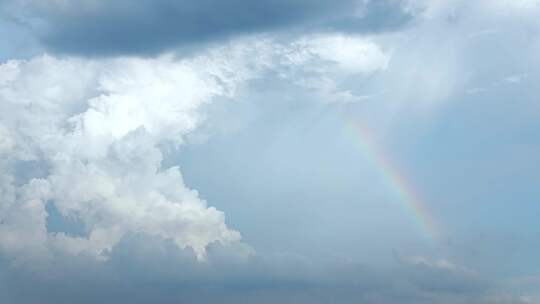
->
[0,51,253,262]
[1,1,540,303]
[0,33,390,264]
[0,240,526,304]
[297,34,390,74]
[0,0,412,56]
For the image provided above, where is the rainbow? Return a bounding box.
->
[345,120,439,241]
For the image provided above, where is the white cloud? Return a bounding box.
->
[0,52,254,262]
[0,34,391,263]
[275,34,389,103]
[298,34,390,75]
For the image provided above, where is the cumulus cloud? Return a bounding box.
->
[0,33,390,263]
[0,53,250,262]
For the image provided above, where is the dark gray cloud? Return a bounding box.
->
[0,0,412,56]
[0,234,494,304]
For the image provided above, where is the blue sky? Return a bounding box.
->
[1,1,539,303]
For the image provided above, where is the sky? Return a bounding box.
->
[0,0,539,303]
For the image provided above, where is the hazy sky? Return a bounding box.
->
[1,1,539,303]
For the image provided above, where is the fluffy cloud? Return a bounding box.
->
[0,53,248,262]
[0,33,389,263]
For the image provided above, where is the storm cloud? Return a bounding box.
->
[0,0,413,56]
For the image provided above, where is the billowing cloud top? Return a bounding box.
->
[0,33,390,262]
[0,54,243,261]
